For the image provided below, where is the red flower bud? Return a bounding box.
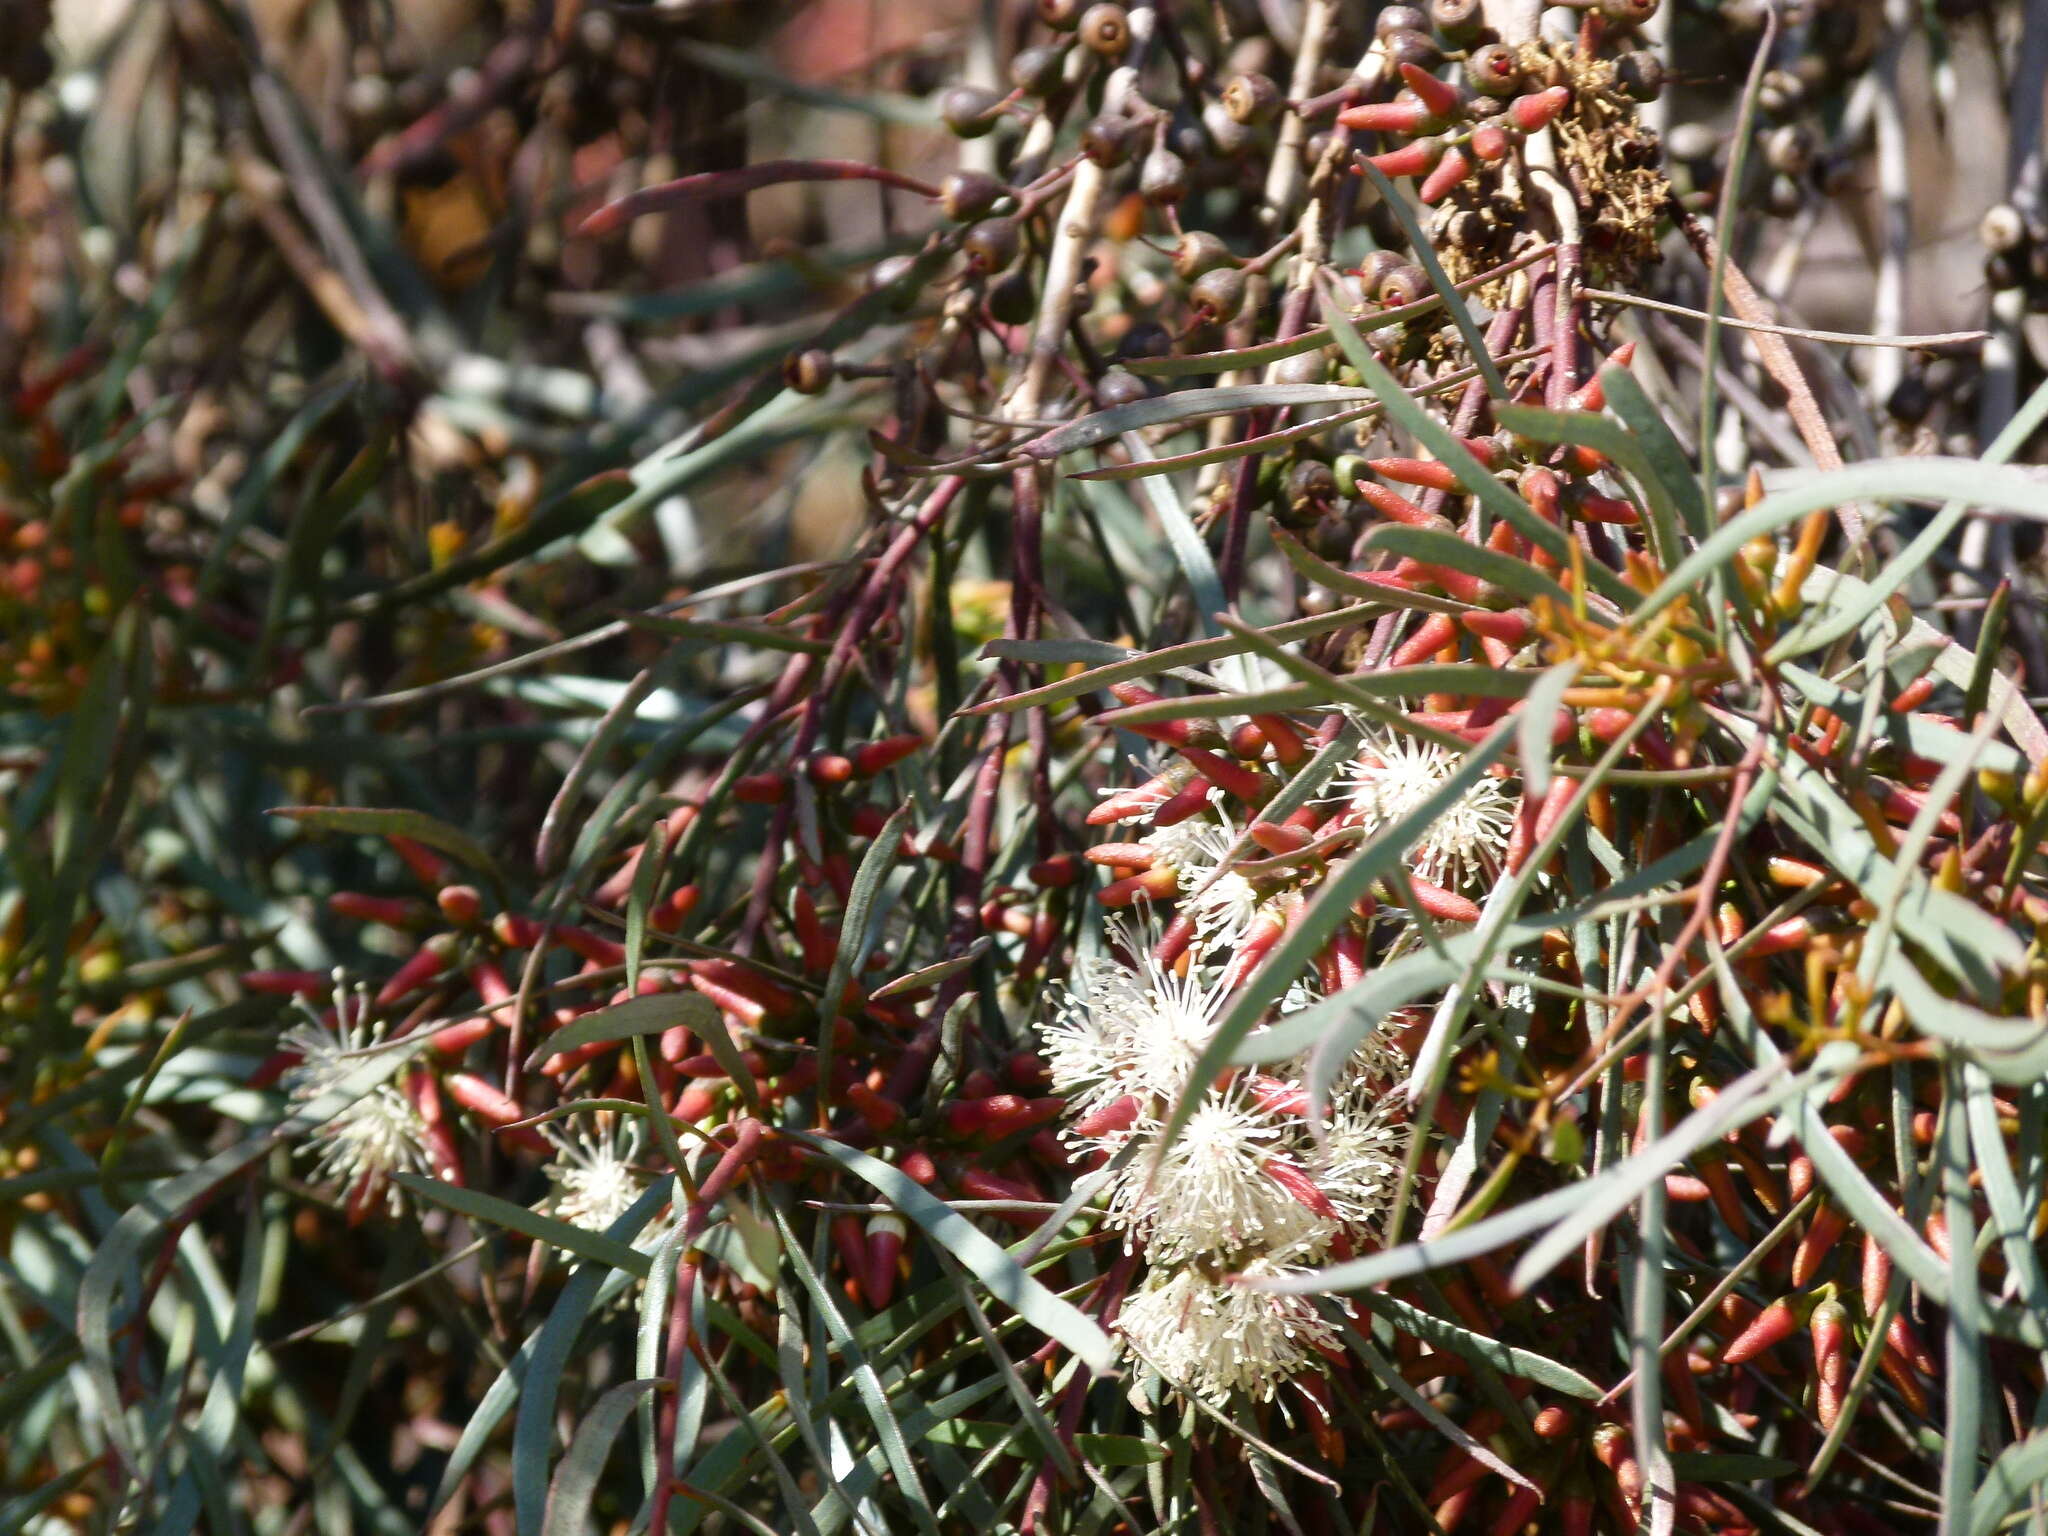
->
[1470,123,1513,162]
[1074,1093,1142,1138]
[1356,479,1443,528]
[241,969,331,997]
[1248,820,1311,855]
[1390,613,1460,670]
[1264,1155,1340,1220]
[1459,609,1530,645]
[733,772,789,804]
[1368,456,1462,493]
[1098,867,1181,906]
[1861,1230,1891,1318]
[330,891,429,928]
[1366,135,1445,179]
[1088,772,1177,826]
[1177,746,1264,804]
[865,1213,906,1308]
[1572,490,1641,525]
[807,753,855,786]
[1152,912,1200,967]
[1084,842,1155,868]
[1147,777,1216,827]
[1419,145,1473,203]
[1029,853,1081,887]
[853,733,924,776]
[1722,1296,1798,1365]
[1509,86,1570,132]
[375,933,458,1007]
[1399,63,1464,121]
[1390,875,1482,924]
[1338,98,1440,135]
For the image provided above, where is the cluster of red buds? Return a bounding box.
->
[1344,62,1572,206]
[244,765,1096,1316]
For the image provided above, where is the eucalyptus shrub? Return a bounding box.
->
[7,1,2048,1534]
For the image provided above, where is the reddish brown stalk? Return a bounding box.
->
[579,161,944,237]
[646,1118,763,1536]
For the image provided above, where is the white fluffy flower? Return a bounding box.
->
[1117,1255,1340,1404]
[544,1118,659,1233]
[1150,814,1268,950]
[1309,1085,1408,1232]
[1333,731,1515,889]
[1041,918,1233,1113]
[280,982,432,1216]
[1113,946,1233,1106]
[1110,1089,1322,1262]
[1041,967,1135,1120]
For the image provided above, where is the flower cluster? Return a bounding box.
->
[1044,714,1517,1407]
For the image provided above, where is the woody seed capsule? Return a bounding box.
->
[1374,262,1430,307]
[1465,43,1522,96]
[1096,368,1148,408]
[1140,146,1190,203]
[1078,3,1130,56]
[1614,49,1664,100]
[1173,229,1236,280]
[1381,29,1443,71]
[1010,43,1066,95]
[939,84,1004,138]
[987,269,1035,324]
[1223,72,1281,125]
[1428,0,1486,43]
[1189,265,1248,323]
[962,217,1020,272]
[940,170,1005,221]
[784,348,836,395]
[1080,114,1134,166]
[1599,0,1659,25]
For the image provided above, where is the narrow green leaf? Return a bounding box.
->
[1358,523,1575,609]
[1021,384,1372,460]
[1353,1291,1602,1400]
[269,805,503,886]
[963,602,1381,716]
[391,1173,652,1278]
[1644,459,2048,628]
[1667,1453,1802,1484]
[1520,661,1579,799]
[1073,1434,1167,1467]
[543,1380,666,1536]
[529,991,719,1067]
[790,1133,1119,1373]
